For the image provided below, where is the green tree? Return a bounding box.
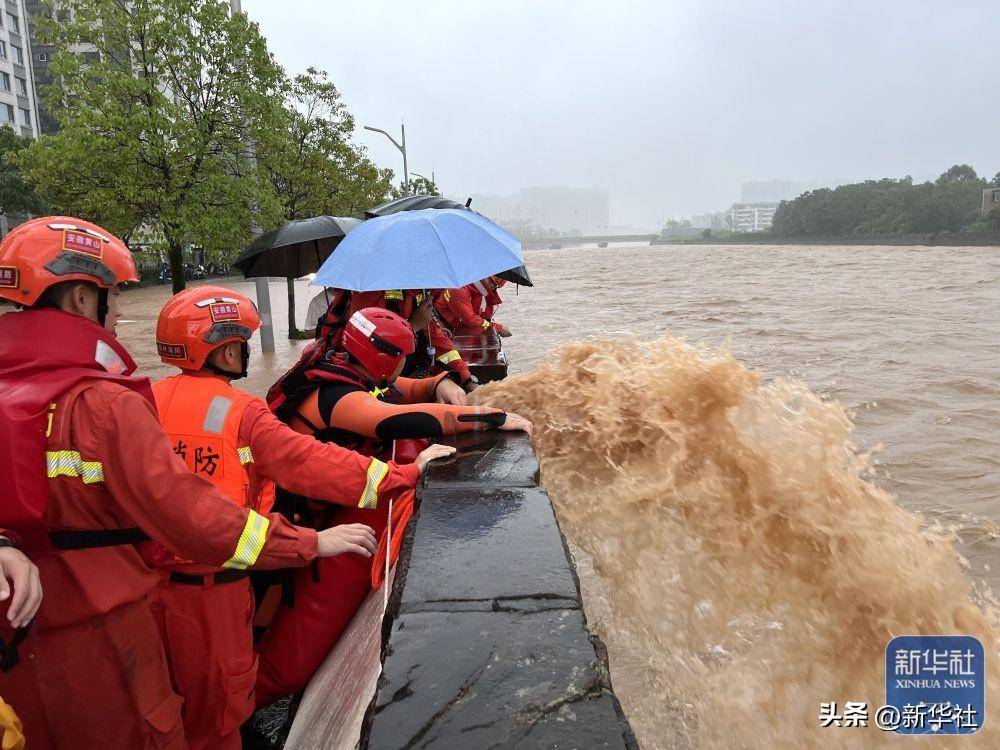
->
[259,68,392,221]
[990,172,1000,187]
[18,0,286,292]
[937,164,979,184]
[392,175,439,198]
[0,127,47,216]
[256,67,392,337]
[772,168,987,238]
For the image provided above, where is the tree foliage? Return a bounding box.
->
[18,0,286,291]
[0,127,47,216]
[937,164,978,184]
[254,67,392,336]
[771,166,995,237]
[257,67,392,222]
[392,176,440,198]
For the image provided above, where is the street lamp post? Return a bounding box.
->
[229,0,275,353]
[364,123,408,195]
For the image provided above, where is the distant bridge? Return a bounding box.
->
[521,234,660,249]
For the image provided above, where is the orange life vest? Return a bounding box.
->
[153,373,276,515]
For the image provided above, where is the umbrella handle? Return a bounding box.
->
[315,240,330,304]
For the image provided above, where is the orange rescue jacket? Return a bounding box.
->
[153,374,275,515]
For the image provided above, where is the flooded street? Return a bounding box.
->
[113,242,1000,748]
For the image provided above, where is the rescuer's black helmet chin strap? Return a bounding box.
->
[204,341,250,380]
[96,288,109,328]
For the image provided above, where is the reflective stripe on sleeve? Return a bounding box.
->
[46,450,105,484]
[237,446,254,465]
[481,319,491,329]
[222,510,270,570]
[384,290,404,301]
[359,459,389,509]
[436,349,461,365]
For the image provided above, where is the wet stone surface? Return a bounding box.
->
[368,610,632,749]
[420,430,539,490]
[242,695,296,750]
[365,433,635,749]
[399,486,580,611]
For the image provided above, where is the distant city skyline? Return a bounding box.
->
[464,186,611,234]
[455,165,982,232]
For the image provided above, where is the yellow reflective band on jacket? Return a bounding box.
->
[442,290,451,302]
[481,319,491,329]
[0,694,24,750]
[46,450,105,484]
[436,349,461,365]
[223,510,270,570]
[237,446,254,465]
[384,290,404,301]
[359,459,389,509]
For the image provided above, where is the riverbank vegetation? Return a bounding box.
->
[771,165,1000,238]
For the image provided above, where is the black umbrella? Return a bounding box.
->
[363,196,533,287]
[234,216,361,278]
[364,195,470,218]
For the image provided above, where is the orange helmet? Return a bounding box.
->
[0,216,138,307]
[156,285,261,374]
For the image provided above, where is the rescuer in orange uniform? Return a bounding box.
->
[0,217,398,750]
[316,288,476,391]
[253,308,531,706]
[150,287,453,750]
[435,275,512,339]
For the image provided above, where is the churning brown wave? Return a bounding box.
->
[478,337,1000,749]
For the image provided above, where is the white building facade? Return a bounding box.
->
[728,202,778,232]
[0,0,39,138]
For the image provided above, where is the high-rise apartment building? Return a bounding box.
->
[0,0,39,138]
[0,0,40,234]
[23,0,58,134]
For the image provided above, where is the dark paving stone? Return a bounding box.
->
[242,695,296,750]
[400,486,579,611]
[368,610,633,750]
[423,431,539,490]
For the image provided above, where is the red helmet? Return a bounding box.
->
[0,216,138,306]
[342,307,415,383]
[156,286,261,371]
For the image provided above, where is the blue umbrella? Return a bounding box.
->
[312,208,523,292]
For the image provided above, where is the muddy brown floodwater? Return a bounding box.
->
[107,243,1000,748]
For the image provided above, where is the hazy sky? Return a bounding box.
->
[243,0,1000,225]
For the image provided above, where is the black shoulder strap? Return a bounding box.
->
[0,625,29,672]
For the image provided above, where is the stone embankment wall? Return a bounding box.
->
[363,431,637,749]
